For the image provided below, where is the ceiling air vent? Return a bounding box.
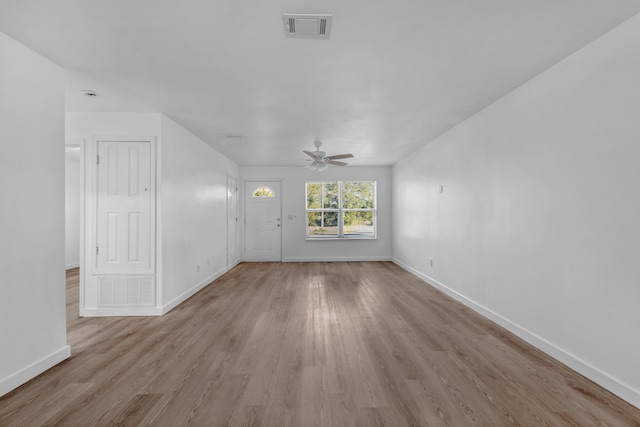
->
[283,13,332,39]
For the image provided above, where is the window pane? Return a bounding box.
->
[307,211,339,236]
[306,183,322,209]
[343,181,375,209]
[324,182,339,209]
[253,186,275,197]
[344,211,374,236]
[308,211,321,227]
[324,211,339,227]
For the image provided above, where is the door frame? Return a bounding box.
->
[92,137,157,275]
[80,136,157,316]
[227,174,239,270]
[243,179,283,262]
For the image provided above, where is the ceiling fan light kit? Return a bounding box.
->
[303,140,353,171]
[306,159,329,172]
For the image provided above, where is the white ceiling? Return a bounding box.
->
[2,1,640,166]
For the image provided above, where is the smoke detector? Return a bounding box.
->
[82,90,99,98]
[283,13,332,39]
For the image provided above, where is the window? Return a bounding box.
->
[306,181,376,239]
[253,187,275,197]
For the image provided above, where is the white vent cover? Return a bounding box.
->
[283,13,332,39]
[99,276,155,307]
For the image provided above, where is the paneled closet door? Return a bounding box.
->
[95,140,154,273]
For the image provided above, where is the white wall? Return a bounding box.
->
[66,112,162,137]
[65,149,80,269]
[392,15,640,407]
[241,166,392,261]
[0,33,70,396]
[160,115,239,311]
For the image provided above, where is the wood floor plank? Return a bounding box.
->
[1,263,639,426]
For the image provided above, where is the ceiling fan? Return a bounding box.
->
[303,140,354,171]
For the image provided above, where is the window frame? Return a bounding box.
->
[305,181,377,240]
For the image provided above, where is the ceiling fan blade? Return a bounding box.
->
[303,150,318,159]
[325,153,354,160]
[327,160,348,166]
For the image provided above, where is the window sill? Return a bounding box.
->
[306,236,377,241]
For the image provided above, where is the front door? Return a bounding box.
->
[244,181,281,262]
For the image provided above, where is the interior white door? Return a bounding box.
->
[96,140,154,273]
[227,176,238,268]
[245,181,282,262]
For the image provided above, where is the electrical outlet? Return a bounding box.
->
[196,264,200,272]
[207,258,210,266]
[429,258,433,267]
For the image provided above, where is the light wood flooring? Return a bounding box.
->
[1,262,639,426]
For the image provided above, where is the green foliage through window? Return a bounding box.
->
[343,182,375,209]
[253,187,275,197]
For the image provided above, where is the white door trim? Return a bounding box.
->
[227,174,239,270]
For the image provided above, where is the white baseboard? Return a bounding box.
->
[65,262,79,270]
[283,256,392,262]
[80,306,163,317]
[0,345,71,397]
[392,258,640,410]
[161,266,228,315]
